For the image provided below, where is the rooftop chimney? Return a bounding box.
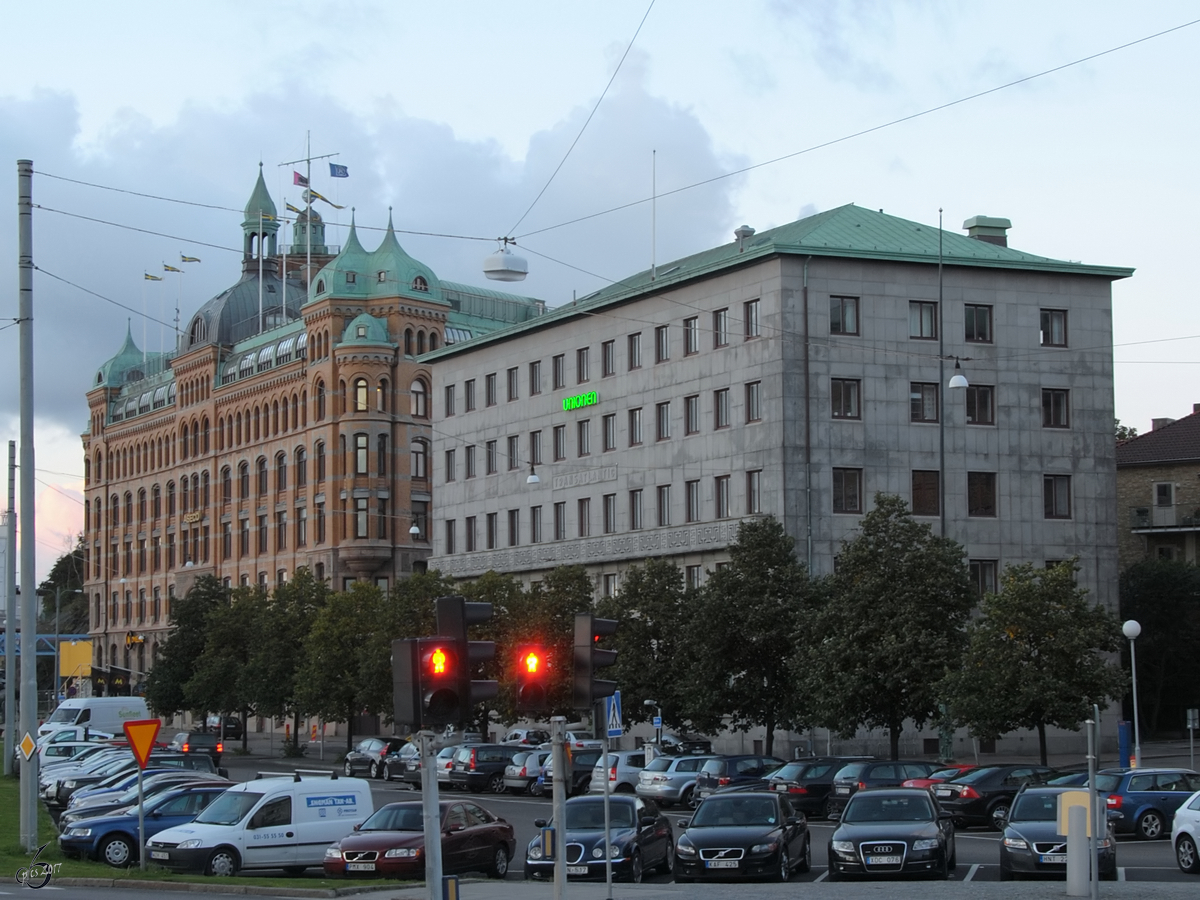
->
[1194,402,1200,415]
[1152,417,1176,431]
[962,215,1011,247]
[734,224,756,253]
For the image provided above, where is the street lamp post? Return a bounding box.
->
[37,586,81,709]
[1122,619,1142,768]
[643,698,662,746]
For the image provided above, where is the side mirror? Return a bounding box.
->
[534,818,548,828]
[785,816,801,827]
[640,816,657,829]
[827,809,841,821]
[677,819,690,830]
[353,823,361,831]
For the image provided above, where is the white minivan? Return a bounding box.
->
[37,697,150,737]
[146,772,373,876]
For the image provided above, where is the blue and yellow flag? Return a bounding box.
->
[304,188,345,210]
[163,264,182,273]
[286,202,305,214]
[180,254,201,263]
[144,273,163,281]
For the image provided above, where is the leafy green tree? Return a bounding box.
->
[145,576,229,716]
[1119,559,1200,735]
[1115,419,1138,441]
[944,560,1125,764]
[810,495,972,759]
[185,586,262,748]
[682,517,815,756]
[463,571,532,725]
[37,536,89,634]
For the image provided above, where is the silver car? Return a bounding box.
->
[504,749,550,794]
[636,754,717,809]
[588,749,647,794]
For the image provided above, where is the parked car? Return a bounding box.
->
[1172,789,1200,874]
[828,760,940,817]
[205,715,244,740]
[501,728,550,746]
[526,794,673,883]
[694,755,786,803]
[542,749,603,797]
[565,732,604,750]
[999,785,1116,881]
[167,731,224,765]
[324,799,514,880]
[1099,767,1200,840]
[935,765,1058,830]
[61,771,228,824]
[344,736,410,779]
[51,752,217,807]
[589,749,646,794]
[637,754,717,809]
[380,742,420,782]
[504,749,550,795]
[674,789,810,883]
[901,764,977,790]
[828,787,956,880]
[767,757,873,818]
[649,734,713,756]
[449,744,524,794]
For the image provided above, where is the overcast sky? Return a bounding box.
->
[2,0,1197,581]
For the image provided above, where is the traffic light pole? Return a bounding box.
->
[551,717,567,900]
[602,734,613,897]
[419,730,443,900]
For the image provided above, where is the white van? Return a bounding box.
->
[38,697,150,737]
[146,771,373,876]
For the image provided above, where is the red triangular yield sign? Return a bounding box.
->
[123,719,162,769]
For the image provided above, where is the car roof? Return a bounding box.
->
[567,793,637,805]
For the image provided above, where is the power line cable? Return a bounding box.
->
[35,267,182,334]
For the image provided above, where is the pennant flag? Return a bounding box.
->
[286,202,305,214]
[293,171,309,187]
[259,211,277,221]
[305,188,345,210]
[144,273,163,281]
[163,264,183,273]
[329,163,349,178]
[181,254,201,263]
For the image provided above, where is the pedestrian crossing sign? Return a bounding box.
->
[605,691,623,738]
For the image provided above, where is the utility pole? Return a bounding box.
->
[2,440,15,776]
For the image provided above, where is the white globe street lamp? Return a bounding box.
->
[1122,619,1142,768]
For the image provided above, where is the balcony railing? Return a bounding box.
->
[1129,505,1200,529]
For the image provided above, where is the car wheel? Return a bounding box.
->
[989,802,1011,831]
[628,851,643,884]
[369,761,381,779]
[774,847,790,882]
[1136,810,1164,840]
[382,762,392,782]
[488,845,509,879]
[1178,835,1200,873]
[796,835,811,874]
[343,760,353,777]
[487,773,505,794]
[530,780,545,797]
[206,847,240,877]
[682,786,698,810]
[658,840,675,875]
[615,782,635,794]
[100,833,134,868]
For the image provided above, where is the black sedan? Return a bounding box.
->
[934,764,1056,830]
[999,786,1117,881]
[344,736,411,779]
[828,787,956,880]
[674,790,810,883]
[525,795,673,883]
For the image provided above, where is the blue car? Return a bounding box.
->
[1100,768,1200,840]
[58,784,229,867]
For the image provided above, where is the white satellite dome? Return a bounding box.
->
[483,245,529,282]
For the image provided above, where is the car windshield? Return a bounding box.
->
[843,794,934,823]
[1011,794,1060,822]
[772,763,808,780]
[362,804,424,831]
[700,759,724,775]
[692,796,779,828]
[46,706,82,725]
[565,802,635,830]
[194,791,263,825]
[437,747,456,761]
[644,757,672,773]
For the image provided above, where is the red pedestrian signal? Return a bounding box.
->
[429,646,448,675]
[523,651,540,674]
[515,644,549,712]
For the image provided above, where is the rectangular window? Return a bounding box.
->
[444,519,456,555]
[656,484,671,526]
[744,299,760,338]
[529,359,542,395]
[577,498,590,537]
[445,449,456,482]
[552,354,565,389]
[629,489,643,530]
[465,445,476,478]
[507,366,519,401]
[444,384,456,417]
[912,470,940,516]
[833,468,862,513]
[577,419,591,456]
[968,472,998,517]
[627,333,642,369]
[1040,309,1068,347]
[377,435,389,477]
[486,440,498,475]
[465,515,477,551]
[745,381,762,423]
[602,573,618,598]
[712,308,729,348]
[910,383,939,423]
[685,479,700,523]
[507,435,520,470]
[553,424,566,461]
[683,317,699,355]
[1155,482,1174,508]
[965,304,993,343]
[486,512,497,549]
[1042,388,1069,428]
[715,474,730,519]
[276,511,287,550]
[909,300,937,339]
[603,493,616,534]
[485,372,497,406]
[746,469,762,514]
[296,508,307,547]
[238,518,249,556]
[316,504,325,543]
[602,413,616,451]
[684,394,700,434]
[966,384,995,425]
[686,565,702,590]
[656,401,671,440]
[354,498,369,538]
[355,433,369,475]
[655,325,669,363]
[377,499,387,540]
[831,378,861,419]
[714,388,730,429]
[554,502,566,540]
[969,560,998,599]
[530,506,542,543]
[830,295,859,335]
[507,509,519,547]
[628,408,643,445]
[257,514,268,553]
[529,430,542,466]
[464,378,476,411]
[1044,474,1072,518]
[576,347,589,383]
[601,340,615,377]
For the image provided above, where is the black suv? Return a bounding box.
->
[935,764,1057,830]
[344,736,411,779]
[167,731,223,765]
[827,760,939,816]
[449,743,525,794]
[694,755,786,803]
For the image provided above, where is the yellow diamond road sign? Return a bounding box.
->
[19,732,37,761]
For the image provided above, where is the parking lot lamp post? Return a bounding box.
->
[37,586,80,709]
[643,698,662,746]
[1122,619,1142,767]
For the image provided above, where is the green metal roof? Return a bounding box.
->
[243,164,279,234]
[424,203,1134,360]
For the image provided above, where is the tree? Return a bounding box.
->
[37,536,89,634]
[145,576,229,716]
[1115,419,1138,441]
[1119,559,1200,735]
[185,586,263,747]
[810,494,972,759]
[943,560,1125,764]
[682,517,815,756]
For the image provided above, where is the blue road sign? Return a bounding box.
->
[605,690,623,738]
[653,715,662,729]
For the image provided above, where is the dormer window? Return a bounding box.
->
[96,372,103,385]
[377,270,387,284]
[316,279,325,293]
[345,272,357,285]
[413,276,428,292]
[356,325,367,339]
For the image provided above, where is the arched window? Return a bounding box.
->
[137,489,146,523]
[152,485,161,519]
[272,400,279,436]
[235,412,242,445]
[354,378,369,412]
[239,461,250,499]
[410,379,428,418]
[296,447,307,487]
[339,380,347,416]
[411,440,428,479]
[253,406,261,441]
[291,395,299,429]
[191,474,200,510]
[354,433,369,475]
[191,420,199,458]
[316,381,326,420]
[180,423,189,459]
[94,498,102,531]
[257,457,268,496]
[429,331,439,350]
[377,378,389,412]
[124,492,133,525]
[111,494,119,527]
[276,452,288,492]
[413,275,428,292]
[201,417,210,454]
[404,329,413,356]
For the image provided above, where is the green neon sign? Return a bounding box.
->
[562,391,599,412]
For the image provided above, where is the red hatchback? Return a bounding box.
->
[902,764,978,790]
[324,799,515,880]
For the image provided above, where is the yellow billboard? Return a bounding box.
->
[59,639,93,679]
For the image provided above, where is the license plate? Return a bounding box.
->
[774,783,787,791]
[935,788,952,796]
[835,785,850,794]
[347,862,376,871]
[706,860,739,869]
[567,865,589,875]
[150,850,169,860]
[1039,854,1067,864]
[867,855,902,865]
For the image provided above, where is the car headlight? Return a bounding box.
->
[177,839,203,849]
[1002,837,1028,850]
[528,844,544,860]
[66,827,92,837]
[832,840,856,859]
[324,847,342,859]
[676,841,697,858]
[63,780,77,788]
[384,847,421,859]
[913,839,940,851]
[751,840,779,854]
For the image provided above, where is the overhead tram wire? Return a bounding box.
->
[36,267,182,334]
[513,16,1200,242]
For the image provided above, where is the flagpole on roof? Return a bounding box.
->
[306,131,312,307]
[258,208,264,333]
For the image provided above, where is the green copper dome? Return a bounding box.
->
[94,322,147,387]
[310,210,447,306]
[341,312,392,346]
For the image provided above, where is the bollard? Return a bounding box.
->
[1066,804,1088,896]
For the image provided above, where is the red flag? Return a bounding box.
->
[293,171,309,187]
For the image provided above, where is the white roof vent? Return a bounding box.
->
[734,224,756,252]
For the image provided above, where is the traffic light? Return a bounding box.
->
[515,645,548,711]
[393,637,463,727]
[573,613,618,710]
[436,595,499,711]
